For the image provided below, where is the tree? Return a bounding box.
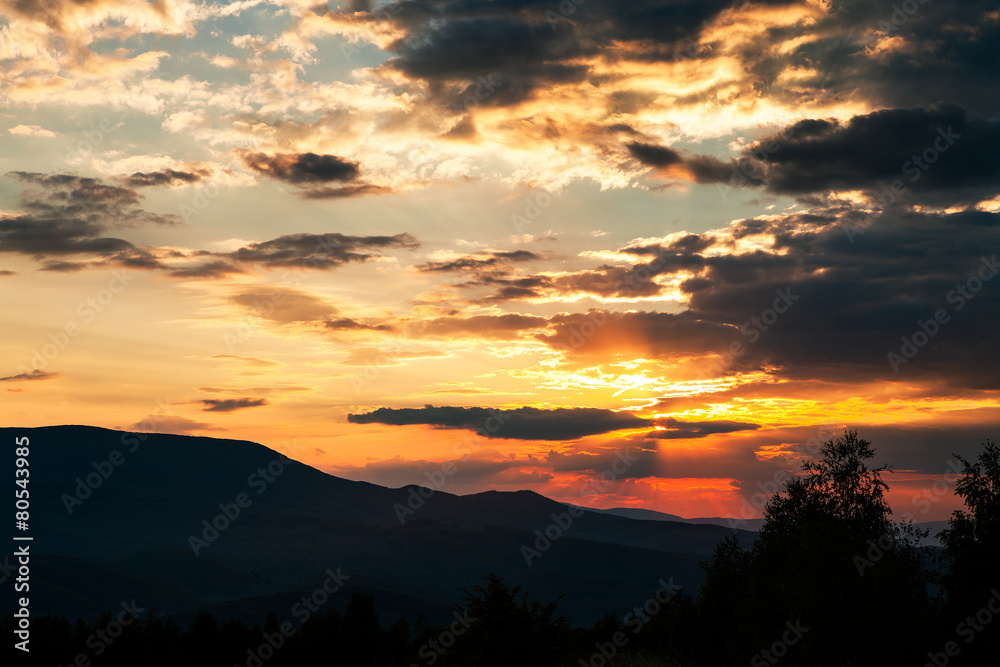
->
[437,573,570,666]
[696,431,931,666]
[939,440,1000,663]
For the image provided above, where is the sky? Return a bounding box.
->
[2,0,999,522]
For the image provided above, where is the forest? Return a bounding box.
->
[5,432,998,666]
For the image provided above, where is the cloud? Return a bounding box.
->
[124,167,212,188]
[324,317,394,332]
[127,415,225,434]
[340,348,450,366]
[420,313,549,339]
[534,207,1000,389]
[627,108,1000,207]
[0,370,59,382]
[0,173,419,279]
[627,141,761,188]
[200,398,269,412]
[0,172,173,269]
[539,310,736,361]
[243,152,360,183]
[223,232,420,270]
[39,260,90,272]
[329,453,534,490]
[416,250,541,273]
[242,152,386,198]
[227,287,337,324]
[651,418,761,439]
[8,125,57,138]
[300,183,391,198]
[211,354,281,367]
[167,260,244,279]
[348,405,652,440]
[337,0,801,109]
[748,105,1000,204]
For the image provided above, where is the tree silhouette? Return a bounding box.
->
[436,573,570,666]
[695,431,930,666]
[939,440,1000,663]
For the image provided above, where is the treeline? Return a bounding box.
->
[5,432,999,666]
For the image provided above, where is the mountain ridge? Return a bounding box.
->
[0,425,754,625]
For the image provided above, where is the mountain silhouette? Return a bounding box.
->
[0,425,754,625]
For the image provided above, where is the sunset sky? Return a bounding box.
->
[2,0,999,521]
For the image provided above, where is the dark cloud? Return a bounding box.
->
[300,183,391,198]
[0,214,133,257]
[0,270,14,276]
[337,0,797,109]
[224,232,419,270]
[0,172,173,270]
[420,313,549,339]
[167,260,244,279]
[744,105,1000,204]
[318,0,1000,133]
[124,167,212,188]
[417,246,701,303]
[539,310,736,361]
[626,142,682,168]
[243,152,360,183]
[2,172,418,278]
[417,250,541,273]
[200,398,269,412]
[546,207,1000,390]
[651,418,761,439]
[757,1,1000,118]
[348,405,652,440]
[325,317,394,332]
[39,260,89,272]
[242,152,386,198]
[0,370,59,382]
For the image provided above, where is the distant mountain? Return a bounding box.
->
[576,507,949,547]
[572,505,767,531]
[0,426,755,626]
